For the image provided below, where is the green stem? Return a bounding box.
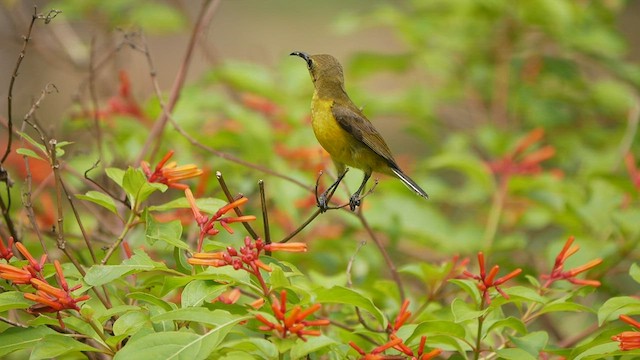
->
[483,176,508,251]
[101,210,138,265]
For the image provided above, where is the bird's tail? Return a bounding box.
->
[391,167,429,199]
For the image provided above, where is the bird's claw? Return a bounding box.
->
[349,194,362,211]
[317,193,330,213]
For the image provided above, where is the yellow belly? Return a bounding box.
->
[310,95,388,174]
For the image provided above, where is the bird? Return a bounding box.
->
[290,51,428,211]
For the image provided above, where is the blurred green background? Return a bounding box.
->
[1,0,640,310]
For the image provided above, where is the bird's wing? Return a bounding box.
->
[331,102,397,166]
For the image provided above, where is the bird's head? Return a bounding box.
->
[290,52,344,87]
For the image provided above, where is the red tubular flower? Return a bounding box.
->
[0,236,14,261]
[15,242,46,273]
[141,150,203,190]
[189,237,307,295]
[185,190,257,252]
[613,315,640,350]
[541,236,602,288]
[0,263,34,284]
[350,300,442,359]
[487,128,559,180]
[463,252,522,304]
[255,290,329,341]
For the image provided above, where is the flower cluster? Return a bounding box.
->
[185,188,258,251]
[254,290,329,341]
[540,236,602,288]
[463,252,522,304]
[349,300,441,360]
[487,128,558,179]
[189,236,306,294]
[0,237,89,327]
[612,315,640,351]
[142,150,204,190]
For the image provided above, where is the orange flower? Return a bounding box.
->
[463,252,522,304]
[0,263,33,284]
[255,290,329,341]
[612,315,640,350]
[141,150,203,190]
[541,236,602,288]
[0,236,14,261]
[487,128,558,179]
[185,189,257,251]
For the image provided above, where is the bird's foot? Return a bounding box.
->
[349,194,362,211]
[317,192,330,213]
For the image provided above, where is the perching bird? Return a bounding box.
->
[290,51,428,211]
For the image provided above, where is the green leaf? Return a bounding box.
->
[51,140,73,158]
[537,301,594,316]
[151,309,238,327]
[290,335,337,360]
[486,317,527,335]
[448,279,481,305]
[496,348,538,360]
[407,320,467,342]
[268,265,290,288]
[113,316,249,360]
[315,286,386,327]
[598,296,640,325]
[572,342,630,360]
[0,291,31,312]
[122,167,167,206]
[180,280,226,307]
[217,338,278,359]
[500,286,546,303]
[113,310,151,337]
[76,191,118,214]
[106,167,126,187]
[85,250,180,286]
[508,331,548,358]
[630,263,640,284]
[451,298,488,323]
[30,334,100,359]
[16,147,44,160]
[145,210,188,250]
[127,292,176,312]
[17,131,46,156]
[149,196,226,214]
[0,327,55,357]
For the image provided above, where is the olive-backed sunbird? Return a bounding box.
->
[291,51,428,211]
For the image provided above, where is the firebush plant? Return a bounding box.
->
[2,2,640,359]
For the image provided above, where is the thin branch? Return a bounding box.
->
[346,240,383,332]
[259,180,270,246]
[215,171,260,239]
[88,36,104,161]
[137,0,221,164]
[356,212,406,301]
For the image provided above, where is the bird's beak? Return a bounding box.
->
[290,51,312,69]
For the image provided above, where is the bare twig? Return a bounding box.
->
[19,84,58,253]
[259,180,270,246]
[2,7,60,165]
[88,36,104,161]
[346,240,383,332]
[356,212,406,301]
[215,171,260,239]
[137,0,221,164]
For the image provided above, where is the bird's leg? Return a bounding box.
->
[316,168,349,213]
[349,172,371,211]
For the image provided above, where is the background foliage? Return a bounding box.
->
[1,0,640,359]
